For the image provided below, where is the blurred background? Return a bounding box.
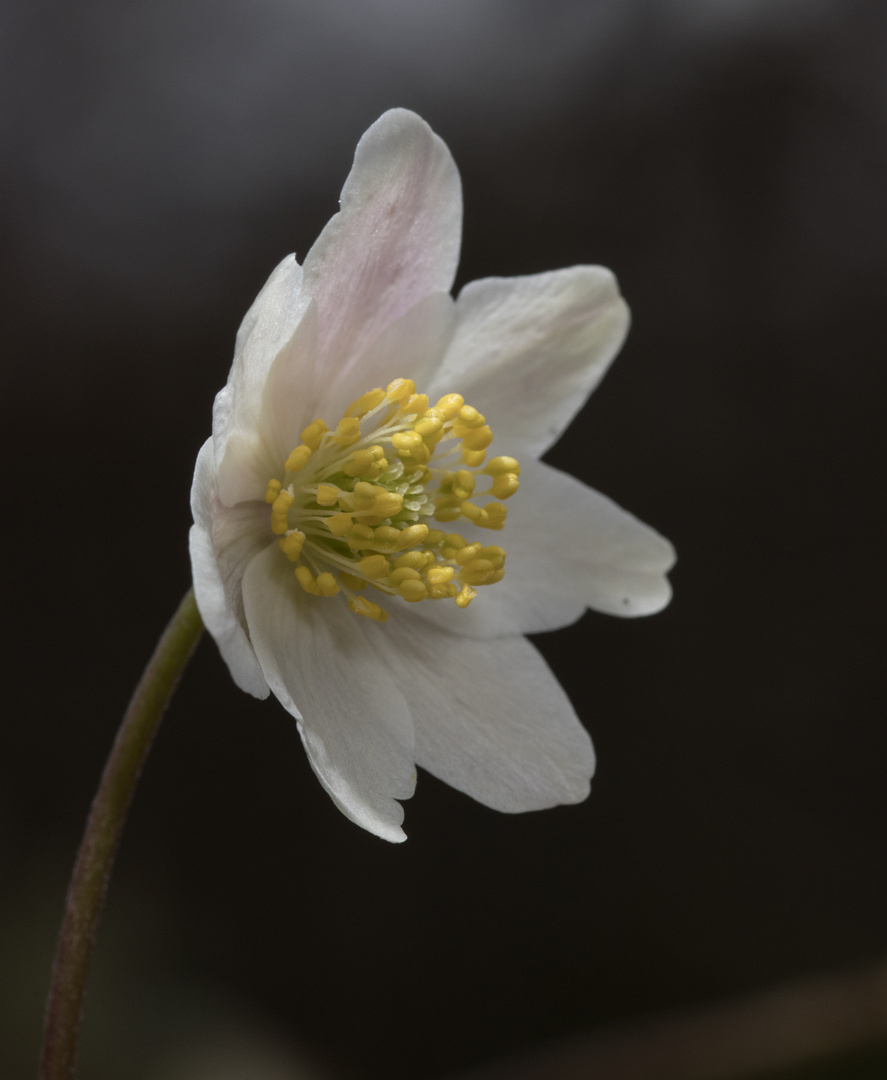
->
[3,0,886,1077]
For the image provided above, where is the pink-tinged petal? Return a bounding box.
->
[302,109,462,400]
[379,618,594,812]
[242,545,416,842]
[428,267,629,457]
[213,255,306,454]
[313,292,456,425]
[409,458,674,639]
[189,440,269,698]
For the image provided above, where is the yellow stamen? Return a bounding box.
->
[316,572,340,597]
[301,419,328,450]
[434,393,464,420]
[270,490,294,534]
[278,530,306,561]
[263,376,518,620]
[349,596,389,622]
[346,387,386,418]
[455,584,477,609]
[332,416,361,447]
[327,512,354,537]
[490,473,519,499]
[386,378,415,403]
[285,444,312,472]
[359,555,391,579]
[484,456,521,476]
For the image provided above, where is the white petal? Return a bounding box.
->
[380,618,594,812]
[258,299,319,467]
[189,525,269,699]
[214,428,277,508]
[242,545,417,843]
[409,459,674,638]
[190,435,216,532]
[313,292,456,425]
[189,439,270,698]
[428,267,629,457]
[213,255,305,452]
[302,109,462,401]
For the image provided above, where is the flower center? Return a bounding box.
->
[263,378,520,623]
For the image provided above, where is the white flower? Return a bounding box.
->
[189,109,674,842]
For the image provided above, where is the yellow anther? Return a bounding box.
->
[426,565,455,585]
[344,445,386,478]
[401,393,429,415]
[484,456,521,477]
[453,469,475,499]
[332,416,361,446]
[316,483,339,507]
[392,551,431,571]
[460,501,486,524]
[284,444,312,473]
[278,530,306,561]
[349,596,389,622]
[392,431,423,453]
[461,449,487,468]
[404,441,431,465]
[340,572,367,591]
[387,566,422,587]
[372,490,403,518]
[435,393,464,420]
[386,378,416,402]
[295,566,321,595]
[455,584,477,609]
[352,481,377,510]
[460,559,497,586]
[490,473,519,499]
[398,579,429,603]
[345,387,386,417]
[372,525,401,550]
[434,506,463,523]
[269,377,514,621]
[270,490,294,534]
[301,418,328,450]
[367,456,390,478]
[456,405,485,428]
[413,414,443,438]
[326,512,354,537]
[479,545,507,569]
[346,524,376,550]
[429,582,459,600]
[396,523,429,549]
[359,554,391,579]
[459,501,507,530]
[453,541,484,566]
[316,572,340,597]
[461,424,493,451]
[483,503,508,529]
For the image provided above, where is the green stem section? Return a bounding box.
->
[39,587,204,1080]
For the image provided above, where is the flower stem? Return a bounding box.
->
[39,587,204,1080]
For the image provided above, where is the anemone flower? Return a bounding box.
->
[189,108,674,842]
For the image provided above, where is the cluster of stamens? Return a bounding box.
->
[263,377,520,622]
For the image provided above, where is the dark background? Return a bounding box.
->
[3,1,886,1078]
